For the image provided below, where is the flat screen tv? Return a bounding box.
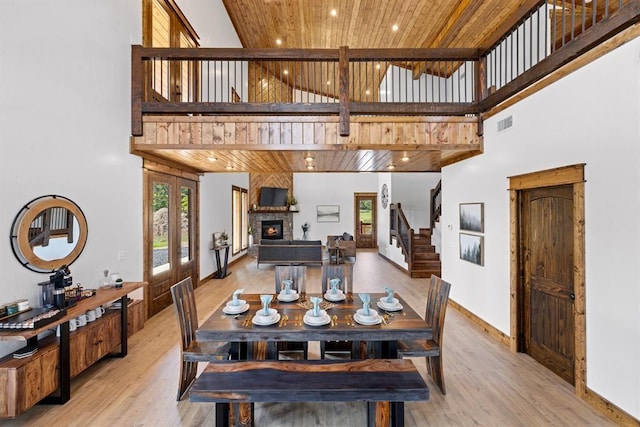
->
[259,187,288,207]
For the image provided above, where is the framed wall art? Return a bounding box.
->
[316,205,340,222]
[459,202,484,232]
[459,232,484,266]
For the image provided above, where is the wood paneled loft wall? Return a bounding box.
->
[248,63,293,103]
[249,173,293,209]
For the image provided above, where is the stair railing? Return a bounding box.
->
[430,180,441,229]
[390,203,413,271]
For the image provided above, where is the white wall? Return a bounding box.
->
[199,173,249,277]
[0,0,143,357]
[442,37,640,417]
[292,173,378,241]
[391,173,440,230]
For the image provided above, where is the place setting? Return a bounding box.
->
[376,287,403,312]
[277,279,299,302]
[303,296,331,326]
[353,293,382,325]
[323,278,346,302]
[252,294,280,326]
[222,288,250,315]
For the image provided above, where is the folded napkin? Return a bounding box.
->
[282,279,293,294]
[310,296,322,317]
[359,293,371,316]
[232,288,245,306]
[329,278,341,294]
[384,287,395,303]
[260,294,273,315]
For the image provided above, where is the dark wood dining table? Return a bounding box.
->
[196,292,432,360]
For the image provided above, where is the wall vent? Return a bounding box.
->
[497,115,513,132]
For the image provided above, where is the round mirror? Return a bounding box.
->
[10,195,88,273]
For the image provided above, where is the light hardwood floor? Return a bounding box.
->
[7,249,616,426]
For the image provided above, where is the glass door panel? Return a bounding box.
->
[152,182,171,275]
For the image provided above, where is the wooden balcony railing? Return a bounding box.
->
[131,0,640,136]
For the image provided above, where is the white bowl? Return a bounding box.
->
[255,307,278,319]
[227,299,246,307]
[356,308,378,320]
[378,297,399,306]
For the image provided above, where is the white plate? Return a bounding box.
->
[354,312,382,325]
[226,299,246,307]
[356,308,379,319]
[376,301,403,312]
[277,292,299,302]
[378,297,399,306]
[252,313,281,326]
[222,303,250,315]
[324,292,346,302]
[303,313,331,326]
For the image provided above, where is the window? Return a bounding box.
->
[232,186,248,254]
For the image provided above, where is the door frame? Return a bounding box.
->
[143,161,200,318]
[353,192,377,248]
[508,164,586,396]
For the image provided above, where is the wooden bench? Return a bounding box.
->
[189,359,429,427]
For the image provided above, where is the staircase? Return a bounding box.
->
[410,228,441,278]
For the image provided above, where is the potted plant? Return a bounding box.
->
[220,231,229,245]
[289,195,299,211]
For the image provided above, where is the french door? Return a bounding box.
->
[144,168,199,317]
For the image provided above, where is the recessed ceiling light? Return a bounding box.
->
[387,164,395,170]
[330,9,337,17]
[276,38,282,45]
[225,165,233,170]
[306,164,315,170]
[283,69,289,75]
[305,153,314,161]
[401,155,410,162]
[376,63,381,70]
[326,80,331,86]
[392,24,399,32]
[207,156,217,162]
[365,89,370,95]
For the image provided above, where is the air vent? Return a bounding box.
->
[497,115,513,132]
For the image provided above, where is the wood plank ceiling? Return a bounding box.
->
[142,0,608,173]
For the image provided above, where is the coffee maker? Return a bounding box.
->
[49,265,71,309]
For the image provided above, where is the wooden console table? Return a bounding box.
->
[0,282,145,418]
[211,244,231,279]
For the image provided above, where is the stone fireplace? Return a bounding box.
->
[261,220,284,240]
[248,211,294,256]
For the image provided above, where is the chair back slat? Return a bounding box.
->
[171,277,199,352]
[321,264,353,295]
[425,275,451,346]
[274,265,307,295]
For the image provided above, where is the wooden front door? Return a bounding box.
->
[144,169,199,318]
[354,193,377,248]
[521,184,575,384]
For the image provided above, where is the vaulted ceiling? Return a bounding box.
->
[139,0,620,173]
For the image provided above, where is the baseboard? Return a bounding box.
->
[377,252,409,274]
[449,298,640,425]
[584,388,640,426]
[448,298,510,348]
[199,253,248,286]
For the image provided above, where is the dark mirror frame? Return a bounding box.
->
[10,195,88,273]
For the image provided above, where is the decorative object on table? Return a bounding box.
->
[324,278,345,302]
[301,222,310,239]
[114,278,123,289]
[377,287,403,311]
[303,296,330,326]
[288,195,299,211]
[248,225,254,247]
[223,289,249,315]
[297,299,335,311]
[459,232,484,266]
[354,293,381,325]
[316,205,340,222]
[98,269,113,289]
[459,202,484,232]
[253,294,279,325]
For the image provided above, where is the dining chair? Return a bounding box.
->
[274,265,307,295]
[320,264,356,359]
[170,277,231,401]
[274,265,308,359]
[397,275,451,394]
[320,264,353,295]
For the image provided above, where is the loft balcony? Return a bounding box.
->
[130,1,640,173]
